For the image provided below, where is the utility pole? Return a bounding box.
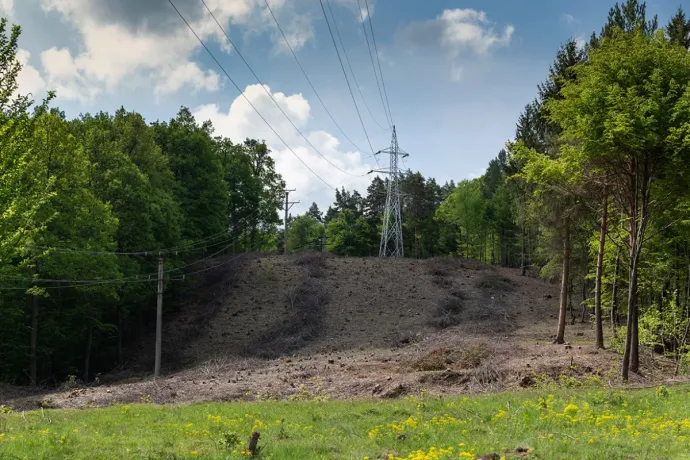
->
[369,125,409,258]
[283,189,299,255]
[154,253,164,378]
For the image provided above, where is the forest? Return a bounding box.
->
[1,0,690,385]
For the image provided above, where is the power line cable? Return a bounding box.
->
[201,0,368,178]
[24,203,269,257]
[261,0,372,154]
[168,0,336,191]
[324,0,389,132]
[362,0,394,125]
[2,184,336,287]
[28,229,234,256]
[356,0,392,127]
[318,0,377,161]
[1,210,266,286]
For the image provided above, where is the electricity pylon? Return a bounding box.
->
[370,125,408,258]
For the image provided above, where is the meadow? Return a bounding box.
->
[2,384,690,459]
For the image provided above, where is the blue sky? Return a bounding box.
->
[4,0,682,212]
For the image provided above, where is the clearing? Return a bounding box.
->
[1,254,683,411]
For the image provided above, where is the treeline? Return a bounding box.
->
[0,19,286,384]
[292,1,690,379]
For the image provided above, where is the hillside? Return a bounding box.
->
[2,254,679,410]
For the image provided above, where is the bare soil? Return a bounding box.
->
[1,254,686,410]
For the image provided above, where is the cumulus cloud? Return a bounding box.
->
[16,49,46,98]
[399,8,514,56]
[0,0,12,17]
[31,0,315,102]
[193,84,374,209]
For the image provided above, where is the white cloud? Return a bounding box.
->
[0,0,12,17]
[399,8,514,56]
[32,0,314,102]
[16,49,46,97]
[40,47,100,103]
[154,62,221,97]
[273,13,315,54]
[193,84,374,209]
[561,13,576,24]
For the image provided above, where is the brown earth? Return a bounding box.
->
[1,253,685,410]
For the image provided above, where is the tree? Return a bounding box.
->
[152,108,228,242]
[326,210,374,257]
[601,0,658,38]
[666,7,690,49]
[306,202,323,223]
[548,30,690,380]
[288,215,323,253]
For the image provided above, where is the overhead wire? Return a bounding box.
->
[0,185,339,290]
[356,0,392,128]
[27,227,240,256]
[0,208,266,287]
[167,0,336,191]
[362,0,394,126]
[261,0,371,155]
[324,0,389,132]
[318,0,378,161]
[200,0,368,178]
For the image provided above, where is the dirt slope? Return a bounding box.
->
[3,254,683,410]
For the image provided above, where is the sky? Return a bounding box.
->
[2,0,683,213]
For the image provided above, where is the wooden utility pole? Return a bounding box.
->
[154,253,164,378]
[283,189,298,255]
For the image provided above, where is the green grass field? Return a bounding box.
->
[2,385,690,459]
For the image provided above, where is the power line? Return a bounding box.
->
[261,0,371,154]
[1,211,265,286]
[324,0,389,132]
[201,0,367,179]
[318,0,377,160]
[27,229,235,257]
[362,0,394,125]
[167,0,335,191]
[23,203,269,257]
[356,0,392,128]
[1,185,338,289]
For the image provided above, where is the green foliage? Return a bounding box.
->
[288,215,322,253]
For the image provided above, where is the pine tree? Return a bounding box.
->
[667,7,690,49]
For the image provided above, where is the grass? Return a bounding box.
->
[2,385,690,459]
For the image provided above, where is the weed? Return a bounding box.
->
[218,432,241,451]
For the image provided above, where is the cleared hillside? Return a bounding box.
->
[2,254,681,410]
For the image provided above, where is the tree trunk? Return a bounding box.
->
[623,237,641,381]
[555,220,570,344]
[594,195,608,348]
[520,217,526,276]
[569,278,576,325]
[581,276,588,324]
[611,247,621,334]
[84,322,93,383]
[117,305,124,366]
[30,294,39,386]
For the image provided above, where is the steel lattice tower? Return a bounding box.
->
[372,126,408,258]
